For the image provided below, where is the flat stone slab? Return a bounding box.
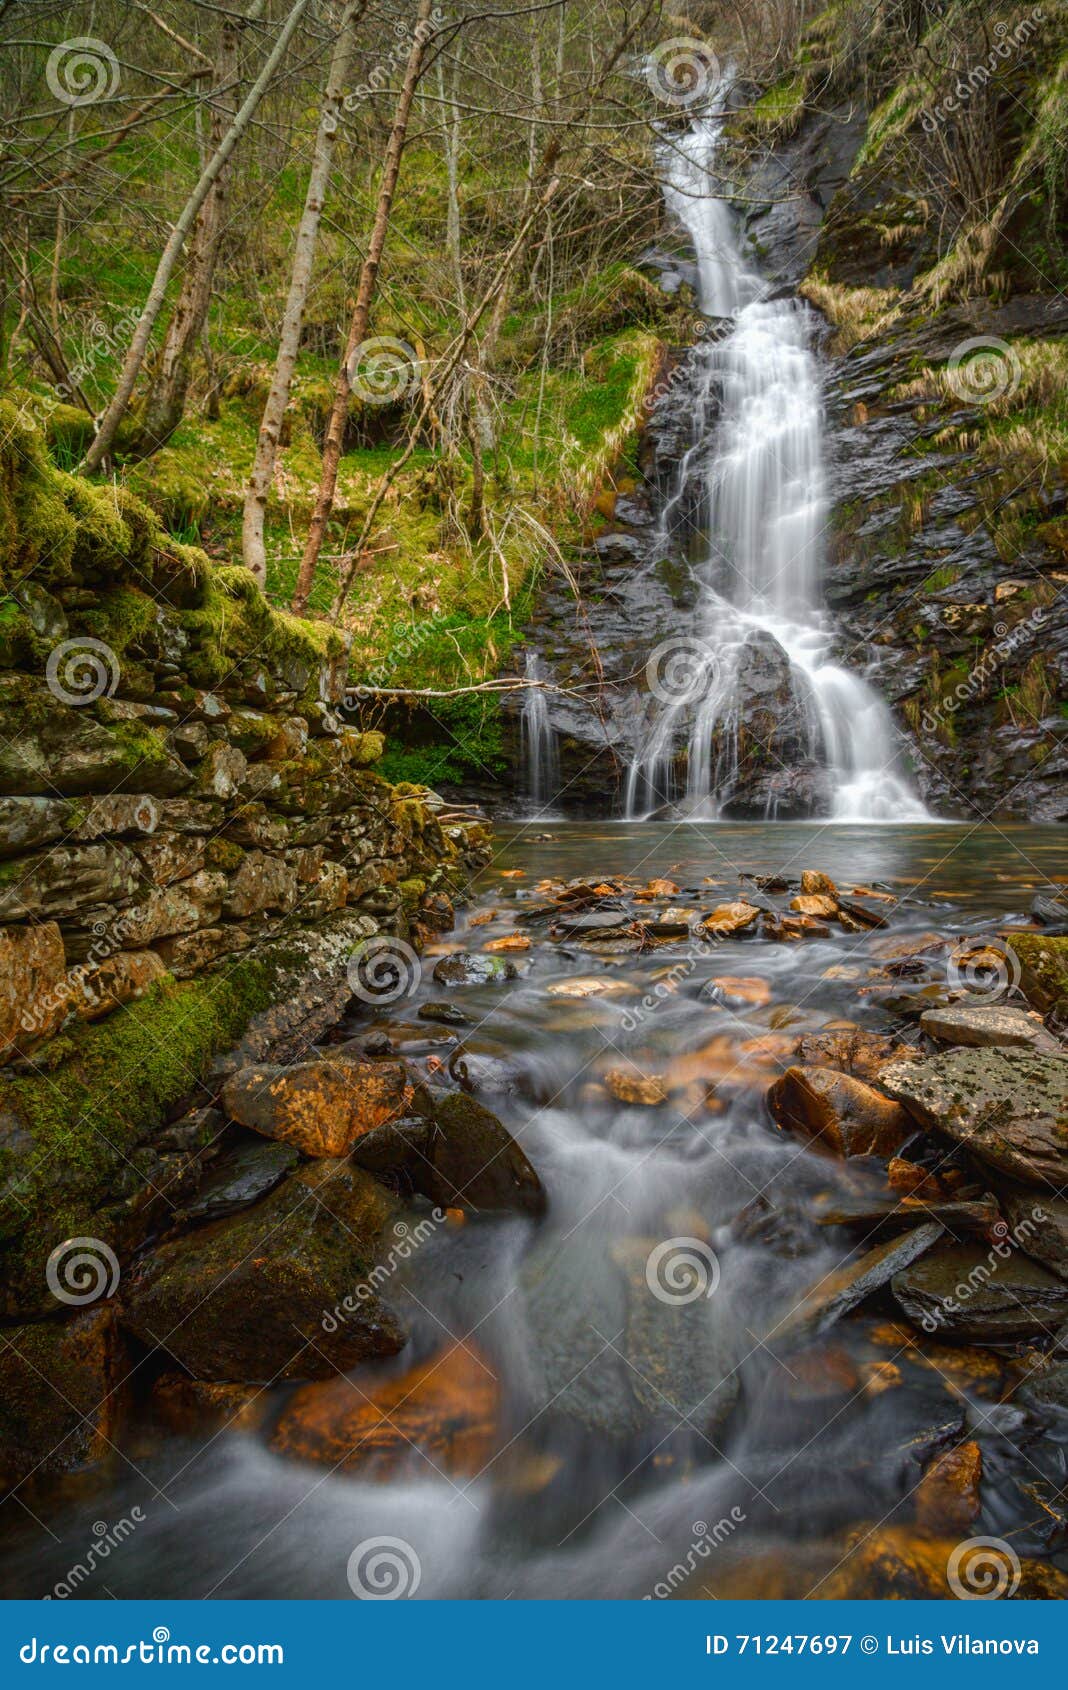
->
[892,1240,1068,1341]
[775,1221,944,1340]
[919,1003,1061,1052]
[881,1047,1068,1186]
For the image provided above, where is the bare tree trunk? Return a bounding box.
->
[291,0,437,615]
[78,0,310,477]
[134,5,262,455]
[241,0,368,587]
[331,175,560,622]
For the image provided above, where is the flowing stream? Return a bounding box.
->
[6,821,1066,1600]
[626,118,927,823]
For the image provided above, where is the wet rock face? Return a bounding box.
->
[892,1240,1068,1341]
[222,1057,420,1159]
[0,1306,123,1482]
[120,1162,407,1382]
[767,1065,911,1160]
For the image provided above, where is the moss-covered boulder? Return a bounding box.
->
[1008,933,1068,1019]
[119,1161,406,1381]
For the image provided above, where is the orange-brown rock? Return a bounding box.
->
[271,1342,499,1477]
[766,1065,911,1159]
[74,949,167,1022]
[785,1343,859,1401]
[483,933,530,952]
[222,1056,417,1158]
[604,1067,668,1106]
[674,1525,1067,1599]
[705,975,772,1009]
[152,1374,266,1435]
[790,893,838,918]
[0,1306,123,1481]
[888,1156,948,1200]
[1,919,67,1062]
[700,901,761,937]
[915,1440,982,1533]
[800,870,837,896]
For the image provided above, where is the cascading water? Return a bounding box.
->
[519,650,560,815]
[627,117,927,823]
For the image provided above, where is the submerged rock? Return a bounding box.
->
[271,1341,499,1476]
[522,1227,739,1439]
[432,953,520,987]
[880,1047,1068,1185]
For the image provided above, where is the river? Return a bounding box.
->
[5,819,1066,1600]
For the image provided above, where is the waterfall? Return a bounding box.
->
[626,117,927,822]
[520,651,560,815]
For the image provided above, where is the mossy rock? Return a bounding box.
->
[1007,933,1068,1018]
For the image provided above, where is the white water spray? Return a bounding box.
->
[627,118,926,822]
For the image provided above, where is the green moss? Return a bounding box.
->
[0,951,295,1251]
[1006,933,1068,1017]
[206,837,246,872]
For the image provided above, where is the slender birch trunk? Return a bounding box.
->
[241,0,367,587]
[290,0,436,615]
[78,0,310,477]
[135,6,261,455]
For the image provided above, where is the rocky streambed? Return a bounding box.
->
[3,818,1068,1600]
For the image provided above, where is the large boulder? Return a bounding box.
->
[222,1056,419,1159]
[521,1226,739,1438]
[713,630,826,818]
[351,1091,546,1217]
[766,1065,910,1159]
[120,1161,406,1381]
[880,1047,1068,1185]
